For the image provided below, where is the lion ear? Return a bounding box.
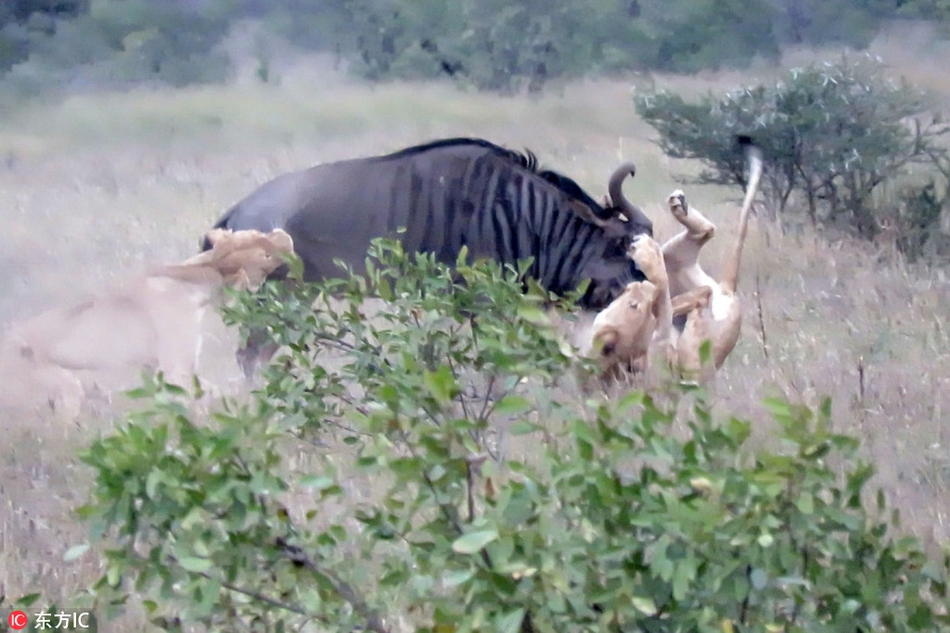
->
[203,230,219,247]
[595,328,619,357]
[267,229,295,254]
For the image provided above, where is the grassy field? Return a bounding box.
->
[1,36,950,629]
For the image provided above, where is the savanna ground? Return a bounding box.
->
[2,26,950,630]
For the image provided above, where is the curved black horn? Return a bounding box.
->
[608,162,653,235]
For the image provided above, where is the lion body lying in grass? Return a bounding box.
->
[0,229,293,418]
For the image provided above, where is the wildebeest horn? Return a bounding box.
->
[608,162,654,236]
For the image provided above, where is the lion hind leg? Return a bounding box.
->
[671,285,712,317]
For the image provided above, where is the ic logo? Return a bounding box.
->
[7,610,28,630]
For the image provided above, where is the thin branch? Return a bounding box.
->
[404,440,464,536]
[445,341,472,422]
[168,557,334,626]
[465,454,488,523]
[754,272,769,362]
[476,374,497,423]
[740,564,752,625]
[275,538,390,633]
[217,576,320,620]
[482,384,517,421]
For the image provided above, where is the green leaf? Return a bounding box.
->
[456,244,470,269]
[517,305,549,326]
[795,492,814,514]
[508,420,541,435]
[494,394,532,415]
[762,397,791,420]
[672,562,692,601]
[63,544,90,562]
[631,595,656,615]
[497,608,526,633]
[616,390,645,412]
[750,568,769,590]
[145,470,162,499]
[299,475,335,490]
[452,529,499,554]
[178,557,213,573]
[443,568,476,587]
[572,419,596,445]
[16,593,41,607]
[424,365,459,404]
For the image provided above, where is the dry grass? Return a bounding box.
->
[2,33,950,627]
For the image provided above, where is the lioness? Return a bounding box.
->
[590,233,671,381]
[661,142,763,380]
[590,139,763,381]
[0,229,294,416]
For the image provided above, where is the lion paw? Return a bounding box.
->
[628,234,666,284]
[667,189,688,220]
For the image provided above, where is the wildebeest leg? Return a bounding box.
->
[236,328,280,382]
[233,279,286,382]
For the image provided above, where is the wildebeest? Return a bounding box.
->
[204,138,654,376]
[206,138,652,309]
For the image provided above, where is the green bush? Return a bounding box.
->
[770,0,885,48]
[890,179,947,263]
[68,240,950,632]
[254,0,784,92]
[0,0,235,91]
[647,0,780,72]
[636,57,950,249]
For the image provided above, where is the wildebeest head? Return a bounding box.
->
[569,162,654,310]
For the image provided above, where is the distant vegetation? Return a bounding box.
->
[3,0,950,95]
[637,57,950,263]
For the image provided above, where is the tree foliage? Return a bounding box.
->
[6,0,950,93]
[636,56,950,258]
[286,0,781,91]
[68,240,950,632]
[0,0,235,88]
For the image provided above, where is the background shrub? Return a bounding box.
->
[636,56,950,261]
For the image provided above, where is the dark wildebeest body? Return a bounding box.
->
[207,138,652,311]
[206,138,653,377]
